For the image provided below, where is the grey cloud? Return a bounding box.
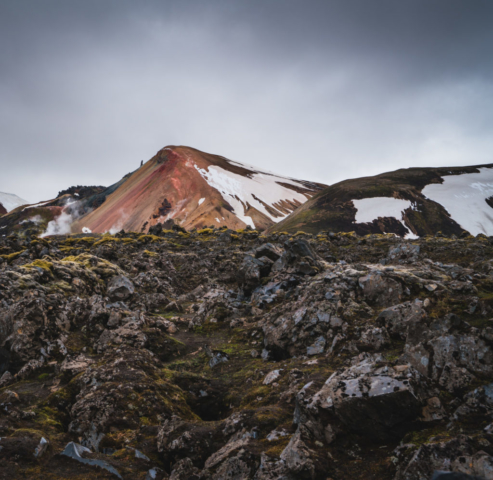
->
[1,1,493,202]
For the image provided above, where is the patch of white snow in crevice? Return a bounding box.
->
[422,167,493,236]
[194,164,309,229]
[352,197,417,239]
[215,218,220,223]
[198,198,205,206]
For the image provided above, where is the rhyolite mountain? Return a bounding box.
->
[73,146,326,233]
[0,146,326,236]
[269,164,493,237]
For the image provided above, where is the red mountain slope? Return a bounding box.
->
[74,146,326,233]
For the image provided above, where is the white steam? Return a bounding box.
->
[107,210,129,234]
[20,215,42,225]
[40,211,74,237]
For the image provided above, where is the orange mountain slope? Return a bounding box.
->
[74,146,326,233]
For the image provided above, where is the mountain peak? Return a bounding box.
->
[72,145,326,234]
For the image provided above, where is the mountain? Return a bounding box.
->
[269,164,493,237]
[72,146,326,234]
[0,186,106,237]
[0,204,6,216]
[0,146,325,236]
[0,192,28,213]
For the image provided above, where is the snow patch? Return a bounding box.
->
[0,192,28,212]
[215,218,220,223]
[82,227,92,234]
[198,198,205,206]
[194,164,309,229]
[352,197,417,238]
[22,200,52,211]
[422,167,493,236]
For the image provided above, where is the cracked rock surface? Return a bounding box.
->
[0,229,493,479]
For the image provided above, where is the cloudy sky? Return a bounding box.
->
[1,0,493,203]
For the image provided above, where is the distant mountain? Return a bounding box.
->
[0,192,27,213]
[0,186,106,237]
[269,164,493,237]
[0,146,325,236]
[72,146,326,233]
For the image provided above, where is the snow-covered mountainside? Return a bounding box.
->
[269,164,493,237]
[72,146,326,233]
[0,192,27,213]
[422,167,493,236]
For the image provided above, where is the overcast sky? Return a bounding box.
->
[1,0,493,203]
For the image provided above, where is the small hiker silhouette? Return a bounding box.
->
[140,160,143,167]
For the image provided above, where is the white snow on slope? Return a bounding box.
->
[0,192,28,212]
[198,198,205,206]
[422,167,493,236]
[194,165,309,228]
[353,197,417,239]
[22,200,52,211]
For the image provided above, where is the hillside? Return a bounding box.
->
[0,146,325,237]
[269,164,493,236]
[73,146,326,234]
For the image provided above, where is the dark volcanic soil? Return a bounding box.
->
[1,227,493,479]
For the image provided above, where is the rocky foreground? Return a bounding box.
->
[1,227,493,479]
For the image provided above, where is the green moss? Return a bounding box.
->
[76,237,97,244]
[122,237,137,244]
[0,249,26,263]
[22,259,54,273]
[198,228,214,235]
[10,428,48,440]
[144,249,159,258]
[402,425,451,447]
[35,406,64,430]
[138,234,161,243]
[264,435,291,457]
[93,236,121,246]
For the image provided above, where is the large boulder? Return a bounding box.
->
[358,270,403,307]
[107,275,135,301]
[297,356,427,440]
[272,239,323,276]
[237,255,263,293]
[394,435,493,480]
[377,299,427,339]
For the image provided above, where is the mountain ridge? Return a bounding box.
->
[268,163,493,237]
